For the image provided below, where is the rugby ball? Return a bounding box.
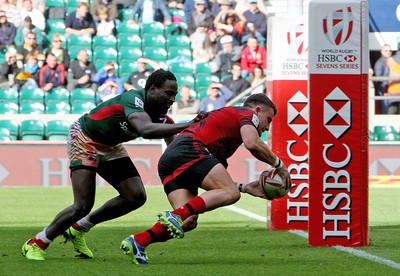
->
[259,168,289,199]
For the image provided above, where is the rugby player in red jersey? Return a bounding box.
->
[120,93,292,264]
[22,69,207,261]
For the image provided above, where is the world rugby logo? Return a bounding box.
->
[287,23,308,55]
[323,87,351,139]
[322,7,353,46]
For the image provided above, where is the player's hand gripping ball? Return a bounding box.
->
[259,168,290,199]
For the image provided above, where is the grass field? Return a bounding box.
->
[1,186,399,275]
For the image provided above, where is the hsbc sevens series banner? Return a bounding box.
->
[266,16,309,230]
[308,0,369,246]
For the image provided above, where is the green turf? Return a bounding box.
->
[0,186,399,275]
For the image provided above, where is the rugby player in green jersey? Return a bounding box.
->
[22,69,207,261]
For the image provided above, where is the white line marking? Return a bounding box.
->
[224,205,400,270]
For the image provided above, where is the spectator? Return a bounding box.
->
[241,0,267,44]
[199,81,233,111]
[65,2,96,37]
[171,84,200,114]
[214,26,240,50]
[16,0,45,14]
[211,35,241,78]
[90,0,118,22]
[222,62,250,97]
[234,0,266,16]
[127,0,172,26]
[386,43,400,114]
[14,15,43,47]
[95,6,115,36]
[249,64,266,94]
[0,48,18,88]
[373,44,391,114]
[16,31,44,67]
[211,0,234,18]
[94,61,123,102]
[168,0,184,11]
[190,21,216,65]
[184,0,210,22]
[4,0,22,28]
[0,9,16,47]
[240,35,266,78]
[124,57,160,91]
[39,53,66,92]
[19,0,45,31]
[46,33,70,70]
[67,49,97,91]
[187,0,214,35]
[15,53,40,89]
[214,10,246,44]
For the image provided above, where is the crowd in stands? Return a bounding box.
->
[0,0,268,117]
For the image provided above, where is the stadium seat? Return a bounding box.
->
[167,35,190,48]
[19,88,45,104]
[65,0,80,10]
[118,47,142,64]
[142,47,168,62]
[45,87,70,104]
[45,19,66,34]
[45,120,71,141]
[92,35,117,50]
[93,47,118,67]
[196,75,220,91]
[0,87,19,103]
[0,102,19,114]
[195,62,213,76]
[71,101,96,114]
[119,61,138,76]
[168,47,192,61]
[0,119,19,140]
[117,34,142,49]
[376,132,400,141]
[68,46,93,61]
[141,34,166,49]
[165,22,188,37]
[45,101,71,114]
[140,22,164,36]
[45,0,65,8]
[20,102,45,114]
[0,127,11,141]
[20,119,45,141]
[175,74,195,90]
[168,8,186,22]
[116,22,140,35]
[67,35,92,49]
[119,8,134,22]
[169,62,193,74]
[0,47,6,64]
[70,88,96,104]
[373,125,398,135]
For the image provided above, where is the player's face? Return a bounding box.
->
[150,79,178,114]
[256,105,275,134]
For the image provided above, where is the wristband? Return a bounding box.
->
[236,183,246,193]
[273,157,284,169]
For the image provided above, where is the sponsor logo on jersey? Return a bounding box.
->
[251,114,259,127]
[135,97,144,109]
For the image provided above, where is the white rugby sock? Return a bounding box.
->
[37,228,52,243]
[76,217,95,232]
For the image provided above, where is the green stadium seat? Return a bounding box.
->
[45,87,70,104]
[70,88,96,104]
[118,47,142,63]
[141,34,166,49]
[92,35,117,50]
[196,75,220,91]
[165,22,188,37]
[19,88,45,104]
[0,87,19,103]
[67,35,92,49]
[117,34,141,49]
[46,0,65,8]
[168,47,192,61]
[167,35,190,48]
[0,127,11,141]
[93,47,118,66]
[169,62,193,74]
[195,62,213,76]
[20,119,45,141]
[45,101,71,114]
[71,101,96,114]
[0,47,6,64]
[45,19,66,34]
[119,8,134,22]
[65,0,80,10]
[169,8,186,22]
[0,119,19,140]
[175,74,195,90]
[119,61,138,76]
[140,22,164,36]
[376,132,400,141]
[373,125,397,135]
[20,102,45,114]
[68,46,93,61]
[0,102,19,114]
[46,119,71,141]
[142,47,167,62]
[116,22,140,35]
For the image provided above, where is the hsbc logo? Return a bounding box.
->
[288,91,309,136]
[344,55,356,62]
[287,23,308,56]
[322,7,353,46]
[323,87,351,139]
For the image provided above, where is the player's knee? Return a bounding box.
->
[124,191,147,209]
[225,186,241,205]
[72,202,93,218]
[183,215,199,231]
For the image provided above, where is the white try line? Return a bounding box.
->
[224,205,400,271]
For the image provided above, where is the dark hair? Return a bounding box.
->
[243,93,277,115]
[145,69,177,92]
